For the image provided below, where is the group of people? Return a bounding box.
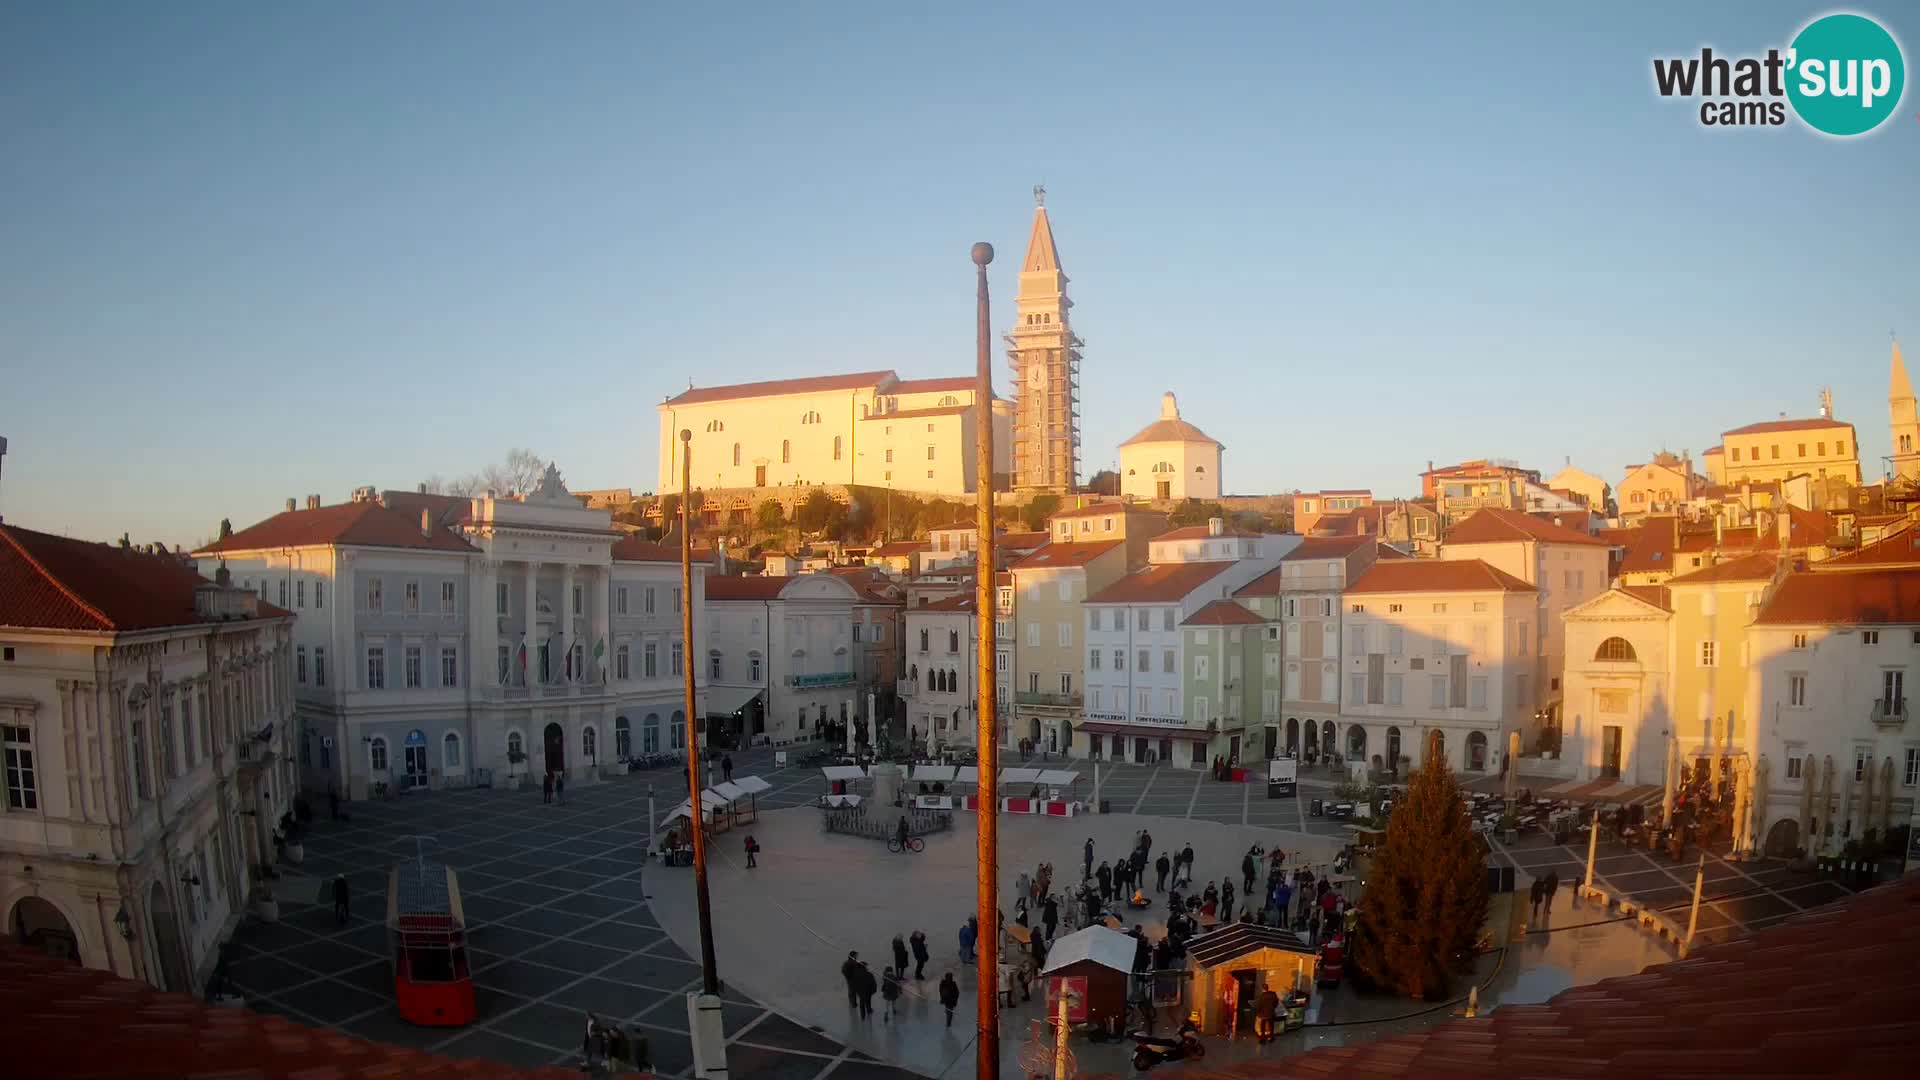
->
[581,1012,648,1073]
[1528,870,1561,919]
[842,930,965,1029]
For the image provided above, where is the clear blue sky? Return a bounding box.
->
[3,1,1915,545]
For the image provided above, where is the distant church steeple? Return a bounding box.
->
[1005,191,1081,494]
[1890,337,1919,481]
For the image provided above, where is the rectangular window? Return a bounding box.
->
[1089,649,1102,671]
[367,577,383,611]
[1789,673,1807,707]
[671,641,683,675]
[1162,609,1175,631]
[1430,675,1447,708]
[1388,626,1403,657]
[853,623,862,643]
[278,580,287,607]
[1906,747,1919,787]
[404,580,420,612]
[497,582,509,614]
[404,646,422,688]
[644,643,658,678]
[1786,753,1804,780]
[367,647,386,690]
[1137,609,1150,631]
[1471,624,1489,657]
[645,587,657,614]
[1731,447,1741,462]
[296,580,305,608]
[316,580,324,608]
[1863,630,1881,645]
[1058,623,1072,647]
[441,581,456,612]
[885,449,893,463]
[440,647,458,687]
[1431,603,1447,614]
[749,654,761,681]
[1699,641,1717,667]
[1469,675,1489,710]
[1386,673,1403,706]
[616,587,629,615]
[1882,669,1904,711]
[672,587,682,612]
[1027,623,1039,647]
[1088,609,1099,633]
[1792,632,1808,649]
[3,725,36,810]
[927,445,935,460]
[1158,649,1171,673]
[1347,672,1366,703]
[1347,626,1365,655]
[1059,673,1073,694]
[296,646,308,684]
[709,654,722,680]
[572,585,583,615]
[315,647,326,687]
[616,644,631,680]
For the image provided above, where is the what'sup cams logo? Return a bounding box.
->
[1653,11,1905,135]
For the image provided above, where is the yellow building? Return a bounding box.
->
[1716,414,1860,488]
[1618,452,1696,519]
[1663,552,1787,772]
[1546,464,1610,513]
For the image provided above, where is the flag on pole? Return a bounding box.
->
[593,639,607,684]
[516,634,528,675]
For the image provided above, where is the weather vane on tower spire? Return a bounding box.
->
[1033,184,1045,207]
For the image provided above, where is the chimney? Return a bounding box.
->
[214,562,231,588]
[421,508,432,538]
[285,498,296,512]
[1715,516,1723,546]
[418,482,428,494]
[1207,517,1224,537]
[306,495,320,510]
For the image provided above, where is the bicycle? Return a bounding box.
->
[887,835,926,854]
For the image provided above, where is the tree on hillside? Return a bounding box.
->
[1021,494,1063,531]
[1168,499,1227,528]
[430,448,546,497]
[795,490,838,533]
[754,499,787,535]
[1351,734,1490,999]
[1084,470,1120,497]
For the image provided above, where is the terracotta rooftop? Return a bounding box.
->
[705,575,793,601]
[861,405,972,421]
[0,943,575,1080]
[1011,539,1125,571]
[1702,444,1724,456]
[1182,598,1265,626]
[1153,525,1264,542]
[379,488,474,529]
[1756,566,1920,625]
[196,501,479,555]
[1280,535,1377,561]
[609,536,679,563]
[889,376,978,395]
[2,524,290,632]
[826,566,905,603]
[1346,559,1534,595]
[1722,416,1855,436]
[1139,873,1920,1080]
[1119,416,1221,448]
[920,593,976,612]
[1087,561,1234,604]
[1786,505,1837,550]
[1665,551,1782,586]
[1619,583,1673,611]
[997,530,1050,550]
[1816,524,1920,567]
[1232,566,1283,598]
[1444,507,1607,547]
[661,369,895,407]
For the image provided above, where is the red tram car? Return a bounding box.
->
[386,859,476,1026]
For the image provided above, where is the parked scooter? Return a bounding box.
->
[1129,1020,1204,1071]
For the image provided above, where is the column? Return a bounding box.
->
[561,563,577,684]
[474,558,498,689]
[524,561,540,687]
[593,565,612,687]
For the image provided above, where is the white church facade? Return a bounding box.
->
[1120,392,1223,502]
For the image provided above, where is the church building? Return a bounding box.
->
[1120,392,1223,502]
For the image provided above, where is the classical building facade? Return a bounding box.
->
[1006,195,1081,493]
[2,525,293,996]
[1559,585,1675,782]
[1713,411,1860,489]
[655,372,1011,497]
[704,574,861,748]
[1119,393,1223,502]
[196,468,705,798]
[901,594,978,754]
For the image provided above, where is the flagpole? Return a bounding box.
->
[970,239,1001,1080]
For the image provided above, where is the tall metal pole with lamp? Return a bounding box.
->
[970,240,1001,1080]
[679,429,727,1078]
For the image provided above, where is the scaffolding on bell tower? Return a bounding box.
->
[1005,192,1081,494]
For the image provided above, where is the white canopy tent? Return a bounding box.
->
[1039,925,1137,977]
[909,764,958,785]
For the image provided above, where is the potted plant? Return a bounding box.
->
[250,879,279,923]
[505,748,527,790]
[283,831,305,866]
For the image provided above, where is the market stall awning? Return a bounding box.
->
[1040,925,1137,976]
[730,775,773,795]
[705,684,764,717]
[953,766,980,784]
[1036,769,1081,787]
[910,764,957,784]
[1078,722,1208,741]
[821,765,867,782]
[1185,923,1315,968]
[1000,767,1045,785]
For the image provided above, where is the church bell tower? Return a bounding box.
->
[1005,187,1081,494]
[1890,338,1920,482]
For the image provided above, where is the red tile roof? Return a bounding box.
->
[0,944,575,1080]
[1346,559,1534,594]
[1280,535,1377,560]
[1757,566,1920,625]
[196,501,479,555]
[1087,561,1234,604]
[997,530,1050,550]
[705,575,793,600]
[921,593,976,612]
[1158,873,1920,1080]
[1232,566,1283,598]
[1182,599,1264,626]
[1619,584,1673,611]
[1444,507,1607,547]
[1011,539,1125,570]
[1722,416,1854,436]
[827,566,905,603]
[378,489,474,529]
[889,376,978,395]
[610,536,679,562]
[1786,505,1837,550]
[1,525,287,632]
[1817,524,1920,567]
[860,404,972,420]
[661,369,894,407]
[1153,525,1262,542]
[1665,551,1782,586]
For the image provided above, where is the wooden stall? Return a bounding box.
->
[1038,925,1136,1032]
[1183,923,1318,1036]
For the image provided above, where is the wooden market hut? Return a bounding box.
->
[1183,923,1318,1036]
[1038,925,1136,1031]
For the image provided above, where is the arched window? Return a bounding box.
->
[732,443,742,466]
[1595,637,1637,662]
[706,419,724,432]
[369,736,389,772]
[443,731,462,769]
[781,440,791,464]
[938,395,959,406]
[615,716,631,758]
[920,628,930,651]
[833,435,842,461]
[583,725,597,763]
[948,669,959,693]
[1195,465,1205,473]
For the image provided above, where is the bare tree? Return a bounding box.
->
[433,448,546,498]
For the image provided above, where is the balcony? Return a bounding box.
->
[790,672,856,689]
[1015,690,1083,709]
[1871,697,1907,729]
[897,678,917,699]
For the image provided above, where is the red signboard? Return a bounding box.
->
[1046,975,1088,1024]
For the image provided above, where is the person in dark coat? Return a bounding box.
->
[542,771,554,804]
[910,929,930,979]
[880,968,901,1021]
[1041,894,1059,940]
[1544,870,1560,911]
[332,874,350,924]
[1242,852,1258,894]
[1029,932,1048,972]
[1130,927,1151,972]
[939,972,961,1027]
[1529,877,1544,919]
[1096,860,1113,900]
[841,951,862,1009]
[1155,852,1171,893]
[856,961,876,1019]
[721,754,734,783]
[1083,838,1095,881]
[892,934,910,980]
[554,771,565,805]
[1221,880,1236,922]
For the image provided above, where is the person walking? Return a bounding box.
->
[1253,987,1280,1043]
[1222,879,1236,923]
[1529,877,1544,920]
[1544,870,1560,912]
[910,929,930,980]
[1179,843,1196,886]
[891,934,910,980]
[939,971,960,1027]
[958,917,977,965]
[554,771,566,805]
[1041,894,1059,941]
[842,951,863,1009]
[744,834,759,868]
[856,960,877,1020]
[1083,837,1095,881]
[332,874,350,925]
[542,771,554,805]
[1155,852,1171,893]
[1242,851,1257,895]
[721,753,734,783]
[1095,860,1111,901]
[880,967,901,1022]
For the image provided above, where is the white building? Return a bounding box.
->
[1147,521,1295,565]
[1747,562,1920,858]
[1559,585,1676,783]
[704,573,861,747]
[1338,560,1535,775]
[656,371,1012,497]
[1120,393,1223,503]
[195,467,704,798]
[902,593,979,753]
[2,524,293,995]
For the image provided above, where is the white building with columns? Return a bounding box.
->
[195,466,704,798]
[704,574,861,748]
[2,524,293,996]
